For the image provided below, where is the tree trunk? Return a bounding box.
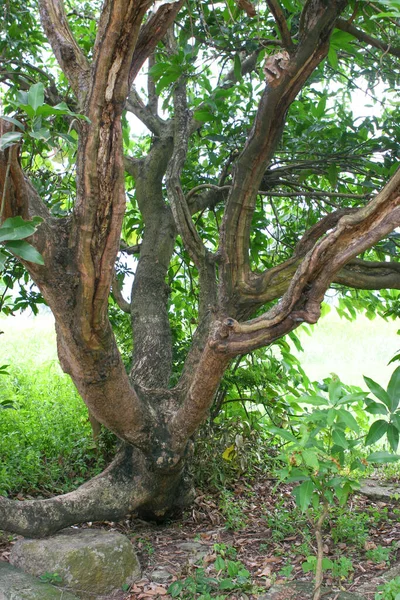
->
[0,442,192,538]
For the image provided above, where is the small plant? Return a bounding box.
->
[331,511,369,549]
[136,537,155,556]
[273,370,400,600]
[302,555,354,580]
[218,489,247,530]
[366,545,392,565]
[375,576,400,600]
[167,544,257,599]
[39,572,63,585]
[331,556,354,580]
[279,564,294,578]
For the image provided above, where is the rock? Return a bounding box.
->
[150,566,174,584]
[176,540,209,562]
[358,561,400,596]
[0,561,79,600]
[257,581,365,599]
[359,478,400,502]
[9,529,140,599]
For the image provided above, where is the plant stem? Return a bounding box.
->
[313,501,329,600]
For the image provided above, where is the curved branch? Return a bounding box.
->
[38,0,90,102]
[336,17,400,59]
[267,0,294,50]
[0,446,152,537]
[211,167,400,355]
[112,271,131,313]
[126,87,165,136]
[129,0,184,84]
[218,0,348,304]
[166,82,209,269]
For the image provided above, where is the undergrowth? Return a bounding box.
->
[0,360,115,496]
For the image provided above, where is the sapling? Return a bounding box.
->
[273,372,400,600]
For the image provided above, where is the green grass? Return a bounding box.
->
[0,312,109,497]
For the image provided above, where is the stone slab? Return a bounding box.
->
[0,561,79,600]
[257,581,365,599]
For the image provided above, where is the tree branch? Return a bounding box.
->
[211,167,400,355]
[266,0,294,50]
[129,0,184,84]
[336,17,400,59]
[166,81,209,270]
[218,0,348,308]
[126,87,165,136]
[38,0,90,102]
[112,271,131,313]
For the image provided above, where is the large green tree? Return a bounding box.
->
[1,0,400,537]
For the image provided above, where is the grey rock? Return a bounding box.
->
[0,561,79,600]
[176,541,209,562]
[257,582,365,599]
[359,478,400,502]
[10,529,140,599]
[358,562,400,596]
[150,566,174,584]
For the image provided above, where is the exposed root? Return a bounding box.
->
[0,446,152,538]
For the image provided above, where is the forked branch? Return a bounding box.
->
[38,0,90,102]
[212,167,400,355]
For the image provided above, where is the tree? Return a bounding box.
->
[1,0,400,537]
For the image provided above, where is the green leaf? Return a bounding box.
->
[269,425,298,444]
[364,376,392,409]
[367,451,400,464]
[388,423,399,452]
[0,216,42,242]
[300,394,329,406]
[327,47,338,69]
[28,82,44,112]
[219,578,235,590]
[0,131,23,151]
[234,54,242,80]
[193,109,214,123]
[29,127,51,141]
[332,428,348,449]
[365,399,388,416]
[388,366,400,412]
[0,116,25,130]
[365,419,388,446]
[0,250,7,270]
[327,407,336,426]
[5,240,44,265]
[295,480,314,511]
[338,408,359,432]
[301,449,319,470]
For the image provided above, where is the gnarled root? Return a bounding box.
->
[0,445,173,538]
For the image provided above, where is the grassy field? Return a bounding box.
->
[0,311,108,497]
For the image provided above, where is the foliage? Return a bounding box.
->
[0,360,112,496]
[167,543,257,599]
[375,577,400,600]
[364,366,400,453]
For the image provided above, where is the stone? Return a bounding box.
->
[358,561,400,596]
[359,478,400,502]
[257,581,365,599]
[0,561,79,600]
[9,529,141,599]
[150,566,174,584]
[176,541,209,562]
